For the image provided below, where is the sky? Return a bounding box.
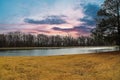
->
[0,0,104,37]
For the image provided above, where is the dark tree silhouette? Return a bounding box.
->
[0,31,106,47]
[92,0,120,48]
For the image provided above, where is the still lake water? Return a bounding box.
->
[0,47,119,56]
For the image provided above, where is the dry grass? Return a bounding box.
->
[0,51,120,80]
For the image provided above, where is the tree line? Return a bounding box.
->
[0,31,113,47]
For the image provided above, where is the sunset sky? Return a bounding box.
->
[0,0,104,37]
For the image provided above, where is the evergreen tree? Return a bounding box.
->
[92,0,120,48]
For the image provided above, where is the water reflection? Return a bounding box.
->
[0,47,118,56]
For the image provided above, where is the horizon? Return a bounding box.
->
[0,0,104,37]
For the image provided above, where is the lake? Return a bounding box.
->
[0,47,119,56]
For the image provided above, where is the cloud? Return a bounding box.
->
[52,27,72,32]
[22,29,51,34]
[79,3,99,26]
[52,26,91,33]
[0,0,104,37]
[24,15,67,25]
[33,29,50,33]
[51,3,100,35]
[80,18,96,26]
[84,3,99,18]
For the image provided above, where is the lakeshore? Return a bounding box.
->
[0,46,118,50]
[0,46,118,56]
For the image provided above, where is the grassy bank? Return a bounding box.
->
[0,47,63,50]
[0,47,81,50]
[0,46,117,50]
[0,51,120,80]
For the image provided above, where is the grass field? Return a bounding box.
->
[0,51,120,80]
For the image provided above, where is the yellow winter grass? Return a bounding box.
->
[0,51,120,80]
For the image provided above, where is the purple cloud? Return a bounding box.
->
[24,15,67,25]
[52,26,91,33]
[33,29,50,33]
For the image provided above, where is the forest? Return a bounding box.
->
[0,31,115,47]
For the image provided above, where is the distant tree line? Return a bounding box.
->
[0,31,113,47]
